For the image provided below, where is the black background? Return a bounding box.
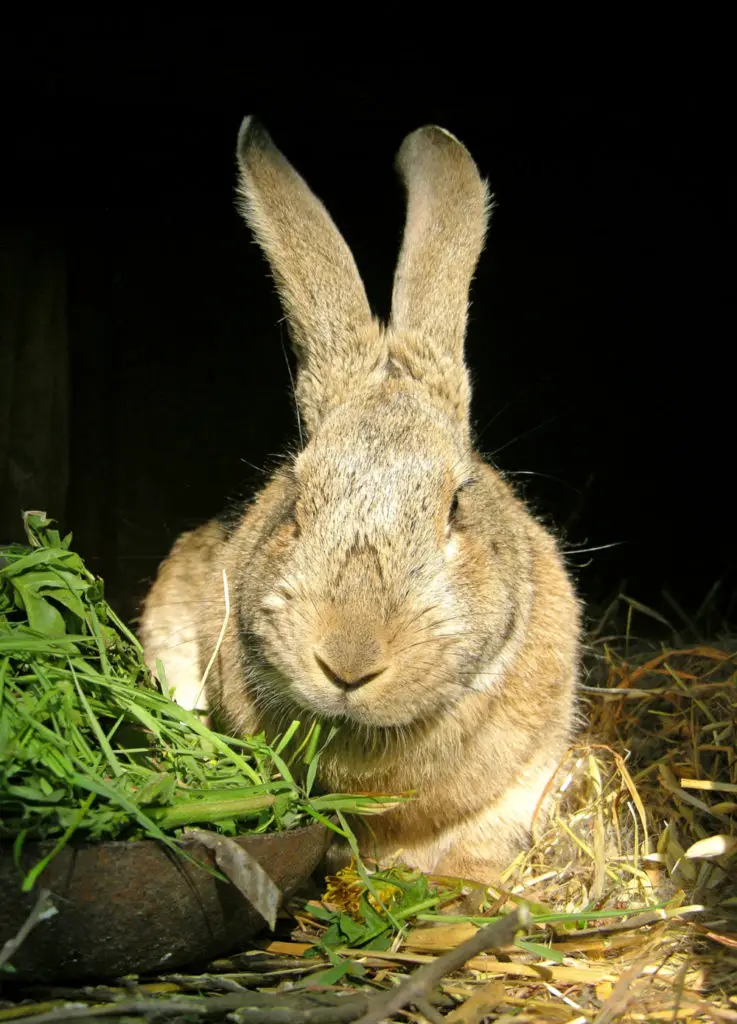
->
[1,24,734,633]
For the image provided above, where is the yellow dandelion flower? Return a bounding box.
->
[321,860,403,921]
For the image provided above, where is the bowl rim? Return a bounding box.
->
[0,818,330,858]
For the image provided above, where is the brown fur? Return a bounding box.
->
[139,118,581,882]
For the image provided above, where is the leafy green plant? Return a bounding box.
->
[0,513,402,890]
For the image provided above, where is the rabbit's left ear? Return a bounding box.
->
[389,126,490,429]
[236,117,385,438]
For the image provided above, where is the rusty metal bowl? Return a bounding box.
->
[0,823,331,982]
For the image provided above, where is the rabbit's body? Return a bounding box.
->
[140,119,581,882]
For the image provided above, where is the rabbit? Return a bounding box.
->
[139,116,581,883]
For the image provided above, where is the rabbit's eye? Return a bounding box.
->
[447,477,477,532]
[449,491,461,523]
[446,488,464,536]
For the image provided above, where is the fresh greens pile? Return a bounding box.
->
[0,513,396,887]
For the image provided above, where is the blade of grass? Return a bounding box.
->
[69,662,123,779]
[22,794,96,892]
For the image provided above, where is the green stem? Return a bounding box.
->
[148,793,276,829]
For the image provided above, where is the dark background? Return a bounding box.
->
[1,25,734,635]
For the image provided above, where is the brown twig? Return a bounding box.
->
[0,889,54,971]
[0,991,370,1024]
[353,906,530,1024]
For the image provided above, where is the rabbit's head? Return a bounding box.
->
[222,120,547,734]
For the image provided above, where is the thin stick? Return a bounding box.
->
[681,778,737,794]
[353,906,530,1024]
[194,568,230,709]
[0,991,369,1024]
[0,888,54,970]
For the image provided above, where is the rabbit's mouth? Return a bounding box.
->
[249,600,477,729]
[254,654,460,730]
[276,671,414,728]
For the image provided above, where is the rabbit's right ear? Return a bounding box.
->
[236,117,385,437]
[389,126,490,433]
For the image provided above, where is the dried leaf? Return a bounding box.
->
[404,922,479,952]
[183,829,283,929]
[445,980,505,1023]
[684,835,737,860]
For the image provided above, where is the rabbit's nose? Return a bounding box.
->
[313,626,389,690]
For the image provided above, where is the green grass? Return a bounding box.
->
[0,512,400,890]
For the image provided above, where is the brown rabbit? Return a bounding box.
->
[139,117,581,882]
